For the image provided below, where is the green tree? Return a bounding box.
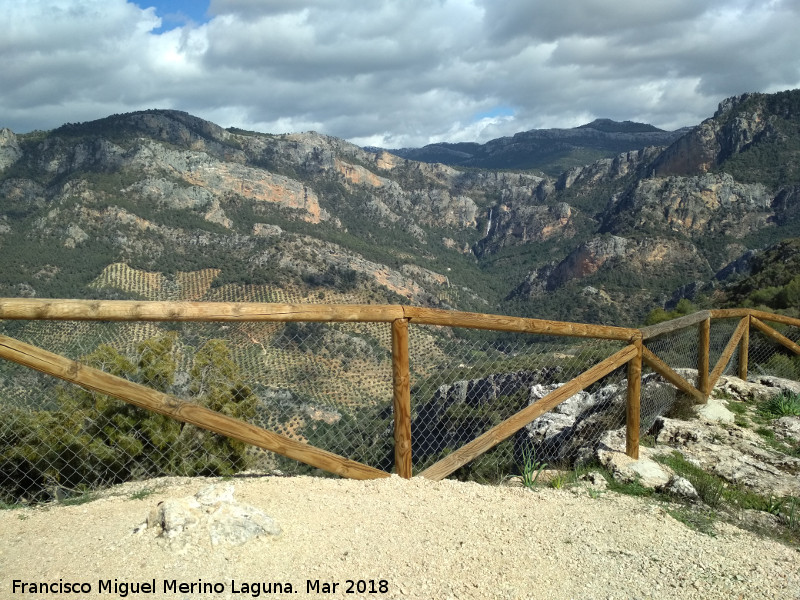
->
[1,334,258,503]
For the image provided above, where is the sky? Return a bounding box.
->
[2,0,800,148]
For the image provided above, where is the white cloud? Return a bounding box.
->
[0,0,798,146]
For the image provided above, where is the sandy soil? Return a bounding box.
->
[1,474,798,600]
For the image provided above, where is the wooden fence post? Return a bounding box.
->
[391,318,412,479]
[626,335,643,460]
[698,317,711,402]
[738,314,750,380]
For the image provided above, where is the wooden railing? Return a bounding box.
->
[640,309,800,406]
[0,299,798,482]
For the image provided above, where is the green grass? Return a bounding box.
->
[59,491,95,506]
[518,447,547,489]
[656,452,726,506]
[128,487,157,501]
[666,506,718,537]
[605,477,655,498]
[759,393,800,418]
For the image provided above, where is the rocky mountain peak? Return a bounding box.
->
[652,89,800,182]
[714,93,757,118]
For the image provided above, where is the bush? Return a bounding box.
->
[0,334,258,504]
[759,393,800,418]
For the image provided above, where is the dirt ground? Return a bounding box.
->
[1,474,798,600]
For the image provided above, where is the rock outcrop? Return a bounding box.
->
[652,93,769,177]
[509,235,712,297]
[604,173,772,239]
[139,483,281,552]
[0,128,22,171]
[595,374,800,498]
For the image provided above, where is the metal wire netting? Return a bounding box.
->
[642,317,800,388]
[0,319,394,503]
[407,326,630,479]
[709,318,742,376]
[2,311,798,503]
[749,322,800,380]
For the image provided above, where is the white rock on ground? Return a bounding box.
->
[141,483,281,552]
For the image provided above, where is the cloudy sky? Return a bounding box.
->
[2,0,800,148]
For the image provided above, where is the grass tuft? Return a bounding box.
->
[759,392,800,418]
[518,447,547,489]
[666,506,717,536]
[129,487,157,501]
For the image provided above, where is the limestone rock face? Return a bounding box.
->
[652,93,768,177]
[557,147,661,190]
[0,128,22,171]
[605,173,772,238]
[652,415,800,497]
[716,375,800,402]
[509,236,711,297]
[476,201,575,255]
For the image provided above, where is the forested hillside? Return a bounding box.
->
[0,90,799,326]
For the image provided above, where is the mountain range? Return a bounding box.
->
[386,118,689,176]
[1,89,799,326]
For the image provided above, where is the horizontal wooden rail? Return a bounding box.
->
[0,334,389,481]
[0,299,638,340]
[403,306,638,341]
[709,308,752,319]
[419,343,639,481]
[640,310,712,340]
[748,310,800,329]
[0,298,406,323]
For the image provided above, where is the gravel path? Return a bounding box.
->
[1,475,798,600]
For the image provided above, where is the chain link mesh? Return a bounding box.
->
[2,311,798,503]
[709,318,742,376]
[408,326,630,480]
[641,316,800,426]
[748,320,800,380]
[0,319,393,503]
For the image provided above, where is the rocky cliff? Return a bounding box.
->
[1,90,799,325]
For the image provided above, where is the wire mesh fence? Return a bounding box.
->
[1,307,799,504]
[749,321,800,380]
[709,317,742,377]
[0,318,394,503]
[407,327,630,480]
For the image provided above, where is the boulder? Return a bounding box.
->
[693,398,735,424]
[659,475,700,501]
[595,429,672,488]
[141,483,281,551]
[578,471,608,491]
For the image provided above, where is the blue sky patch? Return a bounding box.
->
[139,0,211,32]
[475,106,516,121]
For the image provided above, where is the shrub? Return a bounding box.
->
[759,393,800,418]
[0,334,257,504]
